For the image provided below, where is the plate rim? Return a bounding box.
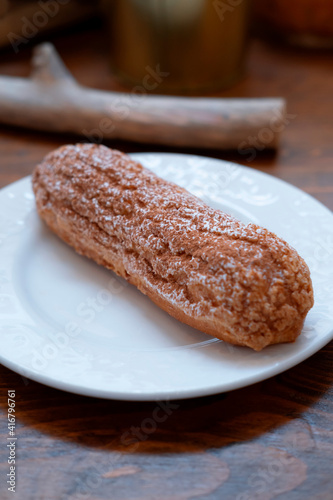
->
[0,152,332,401]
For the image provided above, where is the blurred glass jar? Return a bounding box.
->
[102,0,250,94]
[254,0,333,48]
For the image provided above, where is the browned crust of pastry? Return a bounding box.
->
[32,144,314,350]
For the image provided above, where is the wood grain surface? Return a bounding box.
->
[0,26,332,500]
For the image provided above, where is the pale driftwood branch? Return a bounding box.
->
[0,43,287,150]
[31,42,75,84]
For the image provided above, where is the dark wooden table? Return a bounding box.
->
[0,27,332,500]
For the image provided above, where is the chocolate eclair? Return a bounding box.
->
[32,144,314,350]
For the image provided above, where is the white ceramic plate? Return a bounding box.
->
[1,153,332,400]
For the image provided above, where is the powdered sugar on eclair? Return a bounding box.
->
[32,144,314,350]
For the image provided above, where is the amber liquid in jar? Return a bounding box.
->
[103,0,250,94]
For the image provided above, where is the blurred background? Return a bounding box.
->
[0,0,332,208]
[2,0,333,91]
